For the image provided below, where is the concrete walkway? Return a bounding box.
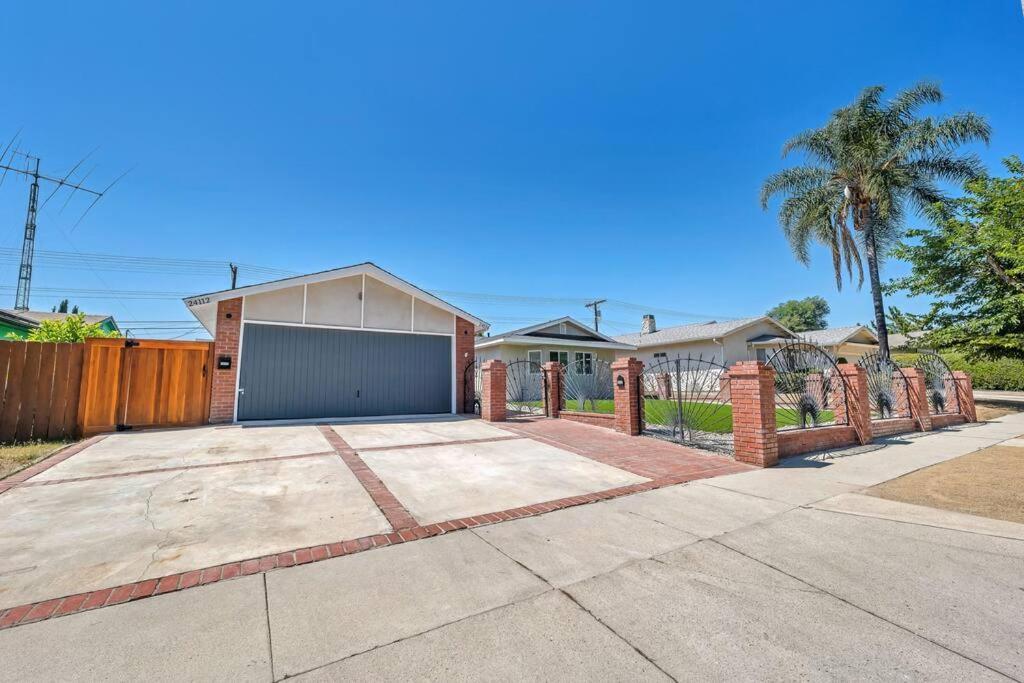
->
[2,415,1023,681]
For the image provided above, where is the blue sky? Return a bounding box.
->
[1,1,1021,338]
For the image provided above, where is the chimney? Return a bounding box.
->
[641,314,656,335]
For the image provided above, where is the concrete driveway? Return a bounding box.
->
[0,415,743,618]
[0,413,1022,680]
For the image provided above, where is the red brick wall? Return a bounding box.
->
[952,371,977,422]
[931,413,968,429]
[481,360,506,422]
[902,367,933,432]
[542,362,561,418]
[209,297,242,423]
[560,410,615,429]
[728,361,778,468]
[838,364,872,445]
[611,358,643,435]
[454,317,475,414]
[870,417,916,438]
[777,425,859,457]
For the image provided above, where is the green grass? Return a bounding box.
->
[0,440,68,480]
[521,398,835,434]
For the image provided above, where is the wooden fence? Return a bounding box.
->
[0,337,214,443]
[0,340,84,442]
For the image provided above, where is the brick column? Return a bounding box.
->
[481,360,507,422]
[728,361,778,468]
[209,297,242,423]
[455,317,476,414]
[611,358,643,435]
[903,367,933,432]
[952,371,977,422]
[543,362,562,418]
[838,364,872,445]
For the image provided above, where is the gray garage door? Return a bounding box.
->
[236,323,452,421]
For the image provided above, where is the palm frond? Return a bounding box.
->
[759,166,830,209]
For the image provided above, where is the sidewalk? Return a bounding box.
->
[2,414,1022,681]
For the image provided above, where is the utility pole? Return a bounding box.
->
[0,141,124,311]
[229,263,238,289]
[585,298,606,332]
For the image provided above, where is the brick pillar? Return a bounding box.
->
[804,373,825,409]
[455,317,476,414]
[657,373,672,399]
[952,371,977,422]
[838,364,872,445]
[903,367,933,432]
[481,360,507,422]
[728,361,778,468]
[209,297,242,423]
[612,358,643,435]
[543,362,562,418]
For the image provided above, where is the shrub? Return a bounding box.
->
[892,352,1024,391]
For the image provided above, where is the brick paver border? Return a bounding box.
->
[0,435,108,496]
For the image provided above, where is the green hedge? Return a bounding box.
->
[892,352,1024,391]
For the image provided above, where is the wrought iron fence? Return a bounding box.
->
[505,359,548,417]
[915,350,960,415]
[463,359,481,414]
[856,352,912,420]
[638,354,733,454]
[560,357,614,413]
[766,341,848,430]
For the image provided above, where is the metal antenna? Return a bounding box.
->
[585,299,607,332]
[0,143,122,310]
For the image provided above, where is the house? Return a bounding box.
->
[184,262,488,423]
[474,317,637,371]
[0,309,119,339]
[799,325,879,362]
[613,314,796,367]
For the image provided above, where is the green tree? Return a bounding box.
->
[888,156,1024,359]
[767,296,830,332]
[51,299,80,314]
[886,306,924,336]
[8,313,121,343]
[760,82,990,357]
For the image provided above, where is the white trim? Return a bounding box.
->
[475,335,636,351]
[182,262,488,331]
[243,319,454,337]
[360,274,366,328]
[232,297,246,424]
[450,314,456,414]
[301,284,308,325]
[411,297,416,332]
[238,412,467,427]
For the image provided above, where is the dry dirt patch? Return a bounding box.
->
[0,441,68,480]
[976,404,1021,421]
[867,439,1024,524]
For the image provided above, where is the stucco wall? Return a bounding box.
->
[616,320,792,367]
[304,276,362,327]
[478,343,619,367]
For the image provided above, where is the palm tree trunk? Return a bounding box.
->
[862,218,891,359]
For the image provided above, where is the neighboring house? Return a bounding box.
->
[184,262,488,423]
[613,315,796,367]
[798,325,879,362]
[474,317,636,372]
[0,309,119,339]
[888,330,926,352]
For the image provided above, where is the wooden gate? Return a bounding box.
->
[77,338,214,436]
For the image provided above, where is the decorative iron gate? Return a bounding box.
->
[915,350,960,414]
[561,357,614,413]
[505,359,548,418]
[856,352,912,419]
[638,354,733,454]
[463,359,481,414]
[766,341,848,430]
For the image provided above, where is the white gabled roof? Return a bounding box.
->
[800,325,879,347]
[614,316,794,349]
[184,262,489,336]
[476,316,637,351]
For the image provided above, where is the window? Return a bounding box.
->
[574,351,593,374]
[653,352,668,361]
[527,350,542,373]
[755,348,767,362]
[549,350,568,366]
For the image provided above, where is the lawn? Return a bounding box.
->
[0,440,69,480]
[547,398,835,433]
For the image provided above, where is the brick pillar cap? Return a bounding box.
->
[481,359,506,369]
[728,360,771,377]
[838,363,865,374]
[611,357,641,368]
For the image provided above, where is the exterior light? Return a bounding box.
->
[616,374,625,389]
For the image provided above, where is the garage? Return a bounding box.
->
[184,262,485,423]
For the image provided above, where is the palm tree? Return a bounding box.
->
[761,83,990,357]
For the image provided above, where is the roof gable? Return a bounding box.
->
[494,316,620,344]
[613,316,794,348]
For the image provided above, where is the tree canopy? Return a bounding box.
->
[887,156,1024,359]
[10,313,121,343]
[766,296,830,332]
[761,82,990,356]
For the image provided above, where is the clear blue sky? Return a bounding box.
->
[1,1,1021,338]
